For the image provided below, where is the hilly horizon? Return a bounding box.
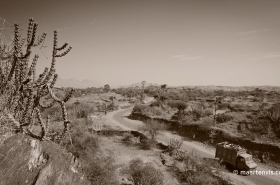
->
[55,77,104,89]
[54,77,280,92]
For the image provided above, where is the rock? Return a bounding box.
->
[160,153,174,167]
[121,177,133,185]
[156,142,169,150]
[0,134,90,185]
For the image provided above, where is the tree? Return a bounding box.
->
[174,100,187,115]
[160,84,167,90]
[103,84,110,93]
[173,100,188,125]
[139,119,166,140]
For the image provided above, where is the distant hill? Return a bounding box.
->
[120,82,159,88]
[54,78,103,88]
[178,85,280,92]
[119,83,280,92]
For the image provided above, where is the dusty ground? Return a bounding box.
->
[100,135,180,185]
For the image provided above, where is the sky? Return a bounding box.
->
[1,0,280,87]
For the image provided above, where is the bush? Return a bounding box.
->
[228,104,245,112]
[122,133,135,146]
[201,117,214,126]
[216,114,233,123]
[192,106,204,121]
[107,101,119,111]
[168,100,187,111]
[133,104,147,114]
[174,150,223,185]
[167,136,183,156]
[217,102,230,109]
[40,105,63,121]
[203,108,213,116]
[150,106,163,116]
[121,158,164,185]
[65,120,119,185]
[249,118,271,134]
[140,138,157,150]
[150,100,161,107]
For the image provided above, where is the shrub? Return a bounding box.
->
[40,105,63,122]
[192,106,204,121]
[133,104,147,114]
[140,138,157,150]
[169,100,187,111]
[150,106,163,116]
[107,101,119,111]
[121,158,164,185]
[150,100,161,107]
[167,136,183,156]
[216,114,233,123]
[217,102,230,109]
[68,103,96,119]
[228,104,245,112]
[65,120,119,184]
[175,150,223,185]
[201,117,214,126]
[249,118,271,134]
[122,132,135,146]
[203,108,213,116]
[177,114,193,126]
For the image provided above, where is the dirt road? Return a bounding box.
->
[106,107,280,185]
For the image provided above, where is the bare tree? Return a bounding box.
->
[139,119,166,140]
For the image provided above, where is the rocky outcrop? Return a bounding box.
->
[0,134,90,185]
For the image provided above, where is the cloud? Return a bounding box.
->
[171,54,202,61]
[237,29,269,42]
[238,36,256,42]
[57,27,70,32]
[182,56,202,60]
[171,55,185,58]
[237,29,269,36]
[262,52,280,58]
[89,20,96,25]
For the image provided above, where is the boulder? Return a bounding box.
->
[0,134,90,185]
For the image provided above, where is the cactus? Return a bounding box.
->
[0,18,74,141]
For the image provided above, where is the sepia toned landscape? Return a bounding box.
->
[1,0,280,185]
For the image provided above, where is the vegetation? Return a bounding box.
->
[121,158,164,185]
[169,149,229,185]
[138,119,166,140]
[65,120,119,185]
[0,18,120,185]
[167,136,183,156]
[0,18,73,141]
